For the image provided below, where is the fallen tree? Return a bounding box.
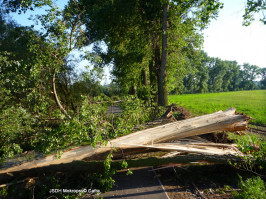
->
[0,107,250,175]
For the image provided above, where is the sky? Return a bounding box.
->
[8,0,266,70]
[203,0,266,68]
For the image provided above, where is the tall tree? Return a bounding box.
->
[159,1,169,106]
[1,0,89,118]
[225,61,241,91]
[239,63,261,90]
[79,0,223,106]
[260,67,266,88]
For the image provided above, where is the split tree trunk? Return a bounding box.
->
[0,108,249,175]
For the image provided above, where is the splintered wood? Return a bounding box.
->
[0,107,249,174]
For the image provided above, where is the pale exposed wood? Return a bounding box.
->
[114,142,241,156]
[108,107,248,146]
[0,108,249,174]
[0,177,36,188]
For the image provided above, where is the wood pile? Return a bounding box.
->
[0,107,250,176]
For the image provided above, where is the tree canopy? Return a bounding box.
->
[75,0,223,106]
[243,0,266,26]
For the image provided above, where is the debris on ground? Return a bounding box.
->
[0,107,250,176]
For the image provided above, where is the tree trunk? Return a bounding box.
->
[142,68,149,102]
[142,68,148,86]
[151,35,160,105]
[158,3,169,106]
[52,70,72,120]
[128,85,137,96]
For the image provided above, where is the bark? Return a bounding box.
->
[129,85,137,96]
[0,108,249,175]
[148,52,157,105]
[142,68,148,86]
[158,3,169,107]
[154,35,161,106]
[69,12,83,50]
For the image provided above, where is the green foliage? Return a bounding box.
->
[182,52,264,94]
[2,0,54,14]
[117,96,150,134]
[0,106,35,159]
[233,176,266,199]
[91,153,116,192]
[0,188,8,198]
[260,68,266,89]
[0,95,155,159]
[227,132,266,175]
[0,2,166,197]
[243,0,266,26]
[27,96,109,155]
[228,133,265,155]
[79,0,223,105]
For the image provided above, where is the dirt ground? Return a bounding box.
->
[155,164,243,199]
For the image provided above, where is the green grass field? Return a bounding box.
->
[168,90,266,125]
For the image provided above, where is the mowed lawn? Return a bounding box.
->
[169,90,266,125]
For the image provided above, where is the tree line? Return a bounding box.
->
[1,0,265,110]
[181,51,266,94]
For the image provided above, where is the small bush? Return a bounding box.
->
[233,176,266,199]
[227,132,266,173]
[0,106,35,159]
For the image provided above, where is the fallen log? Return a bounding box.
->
[0,107,249,174]
[109,107,249,146]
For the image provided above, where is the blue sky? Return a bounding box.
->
[9,0,266,69]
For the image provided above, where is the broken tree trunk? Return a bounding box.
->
[109,107,249,146]
[0,108,249,174]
